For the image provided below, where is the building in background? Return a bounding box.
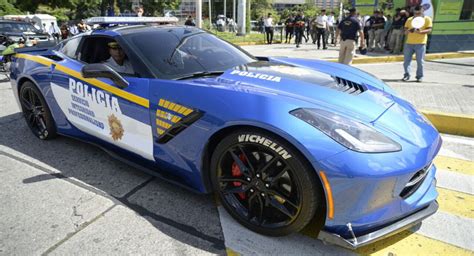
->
[392,0,474,52]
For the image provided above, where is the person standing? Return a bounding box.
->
[336,8,365,65]
[294,11,306,48]
[389,10,407,54]
[402,5,432,82]
[185,16,196,26]
[284,15,295,43]
[368,10,385,51]
[326,11,336,46]
[315,10,328,49]
[264,13,274,44]
[383,14,392,50]
[48,22,60,43]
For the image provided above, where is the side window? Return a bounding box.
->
[59,37,81,59]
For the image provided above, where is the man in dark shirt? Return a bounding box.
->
[184,16,196,26]
[284,15,295,43]
[368,10,386,51]
[336,8,365,65]
[389,9,407,54]
[294,11,306,48]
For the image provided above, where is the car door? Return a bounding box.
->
[49,35,154,161]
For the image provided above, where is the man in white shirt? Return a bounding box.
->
[315,9,328,49]
[326,11,336,46]
[48,22,60,42]
[103,42,134,75]
[264,13,274,44]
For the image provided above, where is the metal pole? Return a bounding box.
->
[196,0,202,28]
[209,0,212,30]
[233,0,236,21]
[237,0,246,35]
[224,0,227,17]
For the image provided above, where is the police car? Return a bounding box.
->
[10,17,441,249]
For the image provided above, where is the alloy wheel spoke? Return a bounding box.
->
[259,156,279,179]
[247,193,257,221]
[219,177,249,185]
[229,150,252,177]
[268,196,296,219]
[37,116,47,131]
[28,88,36,106]
[269,167,290,186]
[267,188,299,210]
[236,145,255,175]
[20,96,33,111]
[222,185,249,195]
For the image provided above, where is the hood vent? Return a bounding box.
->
[333,77,366,95]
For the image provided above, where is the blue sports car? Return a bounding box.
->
[10,17,441,249]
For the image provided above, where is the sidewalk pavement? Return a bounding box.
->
[240,43,474,64]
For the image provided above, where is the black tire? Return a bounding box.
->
[211,129,324,236]
[19,81,57,140]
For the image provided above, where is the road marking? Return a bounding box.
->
[355,230,473,256]
[226,247,240,256]
[437,187,474,219]
[436,168,474,194]
[434,156,474,176]
[418,210,474,251]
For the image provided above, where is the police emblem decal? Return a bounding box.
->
[108,114,124,141]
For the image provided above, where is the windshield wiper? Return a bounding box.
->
[175,71,225,80]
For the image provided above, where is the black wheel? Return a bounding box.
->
[19,81,57,140]
[211,129,324,236]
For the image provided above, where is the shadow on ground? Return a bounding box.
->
[0,112,225,254]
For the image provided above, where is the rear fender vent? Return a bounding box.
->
[333,76,366,95]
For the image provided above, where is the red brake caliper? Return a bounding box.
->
[231,154,247,200]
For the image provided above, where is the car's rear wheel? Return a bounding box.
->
[211,129,323,236]
[19,81,57,140]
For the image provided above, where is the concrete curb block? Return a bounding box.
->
[330,52,474,64]
[421,110,474,137]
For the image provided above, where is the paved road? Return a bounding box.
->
[0,59,473,255]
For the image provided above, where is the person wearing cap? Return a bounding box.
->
[103,42,134,75]
[389,9,407,54]
[402,5,432,82]
[368,10,385,51]
[336,8,365,65]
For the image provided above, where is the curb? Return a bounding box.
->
[328,52,474,64]
[421,110,474,137]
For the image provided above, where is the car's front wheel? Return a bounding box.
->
[19,81,57,140]
[211,129,323,236]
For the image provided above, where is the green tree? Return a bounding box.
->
[0,0,22,16]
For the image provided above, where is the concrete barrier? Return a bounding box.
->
[421,110,474,137]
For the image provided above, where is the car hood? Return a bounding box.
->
[214,60,394,123]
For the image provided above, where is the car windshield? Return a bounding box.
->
[124,28,255,79]
[0,22,40,33]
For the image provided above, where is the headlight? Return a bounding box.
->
[290,108,401,153]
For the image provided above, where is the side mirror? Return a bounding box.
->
[81,63,129,89]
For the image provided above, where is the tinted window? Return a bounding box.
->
[0,22,40,33]
[60,37,81,59]
[125,30,255,79]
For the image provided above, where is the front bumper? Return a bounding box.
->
[317,200,438,249]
